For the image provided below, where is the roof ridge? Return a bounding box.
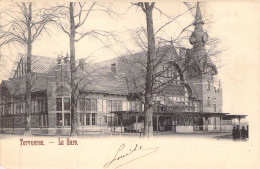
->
[18,53,56,60]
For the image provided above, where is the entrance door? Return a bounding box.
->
[193,117,203,131]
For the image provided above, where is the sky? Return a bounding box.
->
[0,1,259,117]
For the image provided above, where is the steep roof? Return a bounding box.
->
[78,66,128,95]
[13,53,57,75]
[2,73,47,95]
[96,44,181,94]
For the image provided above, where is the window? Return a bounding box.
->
[13,103,16,114]
[92,113,97,125]
[40,115,48,126]
[86,99,91,111]
[91,99,97,111]
[106,100,112,112]
[207,81,210,91]
[194,102,199,112]
[5,103,10,114]
[207,97,211,107]
[117,101,122,111]
[56,98,62,111]
[64,98,70,111]
[112,100,117,111]
[86,113,90,125]
[56,113,62,126]
[214,118,217,129]
[214,104,217,112]
[80,113,85,125]
[80,100,85,111]
[64,113,70,126]
[39,100,42,113]
[42,99,45,112]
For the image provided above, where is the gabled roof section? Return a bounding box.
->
[96,44,180,93]
[2,73,47,95]
[11,53,56,78]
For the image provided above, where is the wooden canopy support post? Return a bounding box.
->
[205,116,209,132]
[220,116,222,132]
[238,117,241,128]
[135,114,138,132]
[156,115,159,133]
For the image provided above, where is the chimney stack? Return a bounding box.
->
[64,52,69,63]
[111,63,116,75]
[79,59,86,71]
[178,47,186,58]
[57,55,62,64]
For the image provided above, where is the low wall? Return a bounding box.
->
[220,125,232,132]
[1,126,109,135]
[176,126,193,133]
[208,125,220,132]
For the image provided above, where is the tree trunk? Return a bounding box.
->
[143,3,156,138]
[24,3,32,136]
[69,2,78,136]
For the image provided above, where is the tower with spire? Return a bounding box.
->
[184,2,221,115]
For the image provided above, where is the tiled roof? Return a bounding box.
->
[97,45,180,94]
[17,53,57,74]
[2,73,47,95]
[77,66,128,95]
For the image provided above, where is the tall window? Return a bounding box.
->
[86,99,91,111]
[80,113,85,125]
[214,118,217,129]
[194,102,199,112]
[214,104,217,112]
[56,97,70,126]
[117,101,122,111]
[92,113,97,125]
[86,113,90,125]
[64,113,70,126]
[79,100,85,111]
[64,98,70,111]
[207,81,210,91]
[40,115,48,127]
[56,98,62,111]
[207,97,211,107]
[106,100,112,112]
[112,100,117,111]
[56,113,62,126]
[91,99,97,111]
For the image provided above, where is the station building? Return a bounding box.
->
[0,4,246,135]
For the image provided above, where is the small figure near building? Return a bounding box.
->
[232,127,236,139]
[246,125,249,138]
[241,126,247,139]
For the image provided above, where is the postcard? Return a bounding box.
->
[0,1,259,169]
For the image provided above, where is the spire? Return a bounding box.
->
[194,2,204,25]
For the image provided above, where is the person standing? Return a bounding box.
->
[235,125,240,140]
[241,126,246,139]
[232,127,236,139]
[246,125,249,138]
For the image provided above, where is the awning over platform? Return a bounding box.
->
[110,111,230,118]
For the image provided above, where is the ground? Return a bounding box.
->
[0,131,235,140]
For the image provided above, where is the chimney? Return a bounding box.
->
[64,52,69,63]
[178,47,186,58]
[79,59,85,71]
[111,63,116,75]
[57,55,62,65]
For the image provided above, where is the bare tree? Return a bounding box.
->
[52,2,114,136]
[0,2,53,135]
[122,2,221,137]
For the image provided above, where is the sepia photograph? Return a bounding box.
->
[0,1,259,169]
